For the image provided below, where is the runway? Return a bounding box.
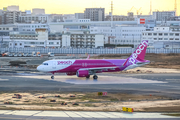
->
[0,73,180,98]
[0,110,179,120]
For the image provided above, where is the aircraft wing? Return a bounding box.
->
[79,66,118,71]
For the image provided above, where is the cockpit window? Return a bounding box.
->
[43,63,48,65]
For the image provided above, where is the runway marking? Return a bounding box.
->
[0,110,179,118]
[0,78,8,81]
[15,75,167,85]
[166,79,180,80]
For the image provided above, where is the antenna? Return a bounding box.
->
[111,1,113,28]
[149,0,152,15]
[175,0,177,16]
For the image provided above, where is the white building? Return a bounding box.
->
[7,27,104,48]
[17,23,49,32]
[18,14,49,23]
[90,25,146,48]
[142,26,180,48]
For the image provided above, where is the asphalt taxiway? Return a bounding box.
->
[0,73,180,99]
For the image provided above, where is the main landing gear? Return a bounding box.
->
[93,75,98,80]
[86,75,90,79]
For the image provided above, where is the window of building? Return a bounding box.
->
[20,43,22,46]
[6,28,9,30]
[148,33,152,36]
[154,38,157,40]
[3,28,5,30]
[15,43,17,46]
[57,42,59,44]
[164,33,168,36]
[0,28,1,30]
[49,42,54,45]
[175,38,179,40]
[175,33,179,36]
[159,33,162,36]
[164,38,168,40]
[158,38,163,40]
[170,38,174,40]
[40,42,44,44]
[153,33,157,36]
[170,33,174,36]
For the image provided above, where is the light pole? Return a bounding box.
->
[132,34,134,48]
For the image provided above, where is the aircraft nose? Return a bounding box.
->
[37,65,43,71]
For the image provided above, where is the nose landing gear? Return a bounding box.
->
[51,76,54,79]
[51,72,55,79]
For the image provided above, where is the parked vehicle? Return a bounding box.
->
[18,53,22,57]
[48,52,54,57]
[28,53,32,57]
[32,52,36,57]
[37,52,41,57]
[23,53,28,57]
[13,53,17,57]
[8,53,13,57]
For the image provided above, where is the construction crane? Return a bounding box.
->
[136,7,142,15]
[127,6,134,13]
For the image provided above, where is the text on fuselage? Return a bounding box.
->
[57,61,72,65]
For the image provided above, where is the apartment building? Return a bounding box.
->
[153,11,175,21]
[84,8,105,21]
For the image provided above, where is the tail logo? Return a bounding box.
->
[129,41,148,64]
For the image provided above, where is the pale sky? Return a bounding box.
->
[0,0,179,15]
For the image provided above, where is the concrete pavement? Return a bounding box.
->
[0,110,179,120]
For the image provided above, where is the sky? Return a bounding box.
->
[0,0,179,15]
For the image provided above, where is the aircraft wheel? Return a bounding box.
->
[86,75,90,79]
[93,75,98,79]
[51,76,54,79]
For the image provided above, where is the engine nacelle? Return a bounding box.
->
[66,72,76,76]
[76,70,89,77]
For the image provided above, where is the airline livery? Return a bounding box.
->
[37,40,150,79]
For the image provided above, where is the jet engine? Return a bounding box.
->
[76,70,89,77]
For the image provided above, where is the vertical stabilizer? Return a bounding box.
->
[123,40,148,66]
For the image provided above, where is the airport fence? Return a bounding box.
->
[0,48,180,54]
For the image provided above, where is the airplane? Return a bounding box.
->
[37,40,150,80]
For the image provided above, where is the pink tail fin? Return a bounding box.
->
[123,40,148,66]
[132,40,148,61]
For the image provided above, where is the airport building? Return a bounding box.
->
[142,25,180,48]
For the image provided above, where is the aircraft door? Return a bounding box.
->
[52,61,56,69]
